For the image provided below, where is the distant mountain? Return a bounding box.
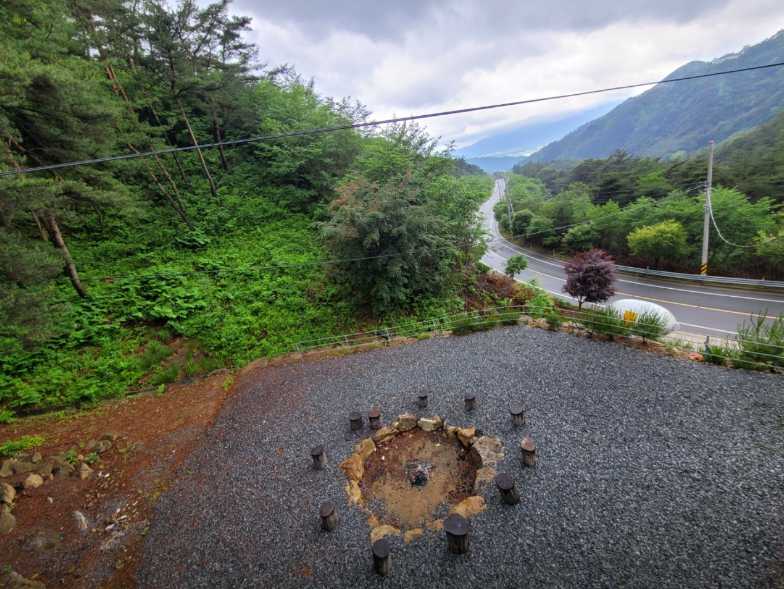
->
[465,155,527,173]
[455,102,618,160]
[530,30,784,162]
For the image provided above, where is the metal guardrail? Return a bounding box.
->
[614,264,784,289]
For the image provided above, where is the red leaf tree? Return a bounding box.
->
[563,249,616,309]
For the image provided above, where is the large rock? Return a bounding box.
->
[394,413,417,432]
[472,436,504,467]
[0,459,14,478]
[450,495,486,519]
[417,416,443,432]
[345,481,362,505]
[23,474,44,490]
[12,462,36,475]
[354,438,376,462]
[456,427,476,448]
[372,426,398,444]
[339,454,363,482]
[0,505,15,534]
[1,482,15,505]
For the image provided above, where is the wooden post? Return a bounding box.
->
[372,538,391,576]
[444,514,470,554]
[310,445,326,470]
[510,403,526,427]
[349,412,363,432]
[320,501,338,531]
[417,394,428,409]
[520,437,536,467]
[368,407,381,430]
[495,473,520,505]
[464,394,476,412]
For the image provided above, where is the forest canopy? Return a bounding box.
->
[0,0,492,418]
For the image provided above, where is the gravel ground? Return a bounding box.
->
[139,326,784,588]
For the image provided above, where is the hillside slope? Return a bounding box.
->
[530,31,784,161]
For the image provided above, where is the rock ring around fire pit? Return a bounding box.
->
[339,414,504,544]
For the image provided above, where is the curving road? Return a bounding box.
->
[481,178,784,337]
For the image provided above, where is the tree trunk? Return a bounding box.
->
[32,212,48,240]
[212,116,229,171]
[179,101,218,198]
[45,212,87,298]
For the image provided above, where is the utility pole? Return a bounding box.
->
[699,140,715,275]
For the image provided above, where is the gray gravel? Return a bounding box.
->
[139,326,784,588]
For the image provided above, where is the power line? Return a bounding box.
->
[3,60,784,178]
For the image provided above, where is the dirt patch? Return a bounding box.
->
[0,371,235,588]
[360,429,479,529]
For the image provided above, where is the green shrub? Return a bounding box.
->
[704,344,732,366]
[545,311,563,331]
[735,313,784,371]
[629,311,667,342]
[451,314,498,336]
[138,340,173,372]
[527,292,556,319]
[498,309,522,326]
[0,435,45,458]
[578,307,630,339]
[149,364,179,386]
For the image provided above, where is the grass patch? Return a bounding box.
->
[0,434,45,458]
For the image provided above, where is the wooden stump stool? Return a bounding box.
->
[444,513,470,554]
[495,472,520,505]
[520,436,536,467]
[510,403,526,427]
[368,407,381,430]
[310,445,326,470]
[372,538,391,576]
[349,412,363,432]
[319,501,338,531]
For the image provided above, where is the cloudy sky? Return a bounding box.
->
[228,0,784,150]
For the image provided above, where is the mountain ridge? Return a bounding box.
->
[529,30,784,162]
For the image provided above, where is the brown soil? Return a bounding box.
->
[360,429,478,529]
[0,370,235,588]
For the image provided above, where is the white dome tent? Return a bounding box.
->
[608,299,679,334]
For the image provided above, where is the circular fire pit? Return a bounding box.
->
[340,414,504,539]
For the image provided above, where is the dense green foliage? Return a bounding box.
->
[496,165,782,277]
[530,31,784,160]
[0,0,491,417]
[504,255,528,277]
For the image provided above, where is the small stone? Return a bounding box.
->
[345,481,362,505]
[95,440,112,454]
[369,524,399,544]
[30,452,42,464]
[1,482,15,505]
[354,438,376,462]
[53,461,75,478]
[403,528,424,544]
[456,427,476,448]
[339,454,364,482]
[73,510,89,532]
[450,495,486,519]
[23,473,44,490]
[372,425,398,444]
[36,461,54,478]
[79,463,94,480]
[473,436,504,467]
[444,425,460,439]
[0,459,14,478]
[394,413,417,432]
[417,416,443,432]
[0,505,15,534]
[688,351,704,362]
[12,461,36,475]
[473,466,497,492]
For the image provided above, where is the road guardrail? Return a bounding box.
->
[614,264,784,290]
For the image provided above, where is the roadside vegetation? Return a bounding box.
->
[0,0,492,419]
[497,150,783,278]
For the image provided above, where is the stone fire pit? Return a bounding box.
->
[340,414,503,544]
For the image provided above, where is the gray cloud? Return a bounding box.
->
[235,0,728,40]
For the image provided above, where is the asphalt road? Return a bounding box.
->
[481,178,784,337]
